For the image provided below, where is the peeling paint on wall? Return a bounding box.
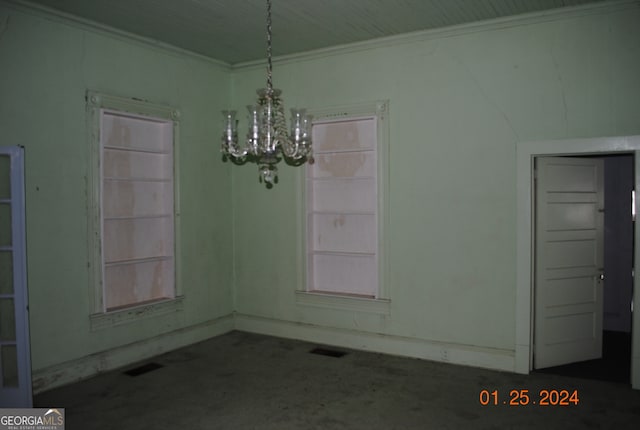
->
[101,112,174,309]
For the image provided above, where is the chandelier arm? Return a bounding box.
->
[227,146,249,159]
[281,140,299,158]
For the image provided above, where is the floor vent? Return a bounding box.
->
[310,347,347,358]
[124,362,164,377]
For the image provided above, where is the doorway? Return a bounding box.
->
[533,154,633,383]
[514,135,640,390]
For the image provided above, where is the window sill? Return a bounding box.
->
[295,291,390,315]
[90,296,184,331]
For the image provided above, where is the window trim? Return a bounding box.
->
[86,90,182,327]
[296,100,390,314]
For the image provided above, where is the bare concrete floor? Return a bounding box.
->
[35,331,640,429]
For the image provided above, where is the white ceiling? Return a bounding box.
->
[20,0,608,64]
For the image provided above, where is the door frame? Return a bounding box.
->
[0,145,32,406]
[515,135,640,389]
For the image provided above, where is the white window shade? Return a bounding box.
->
[306,117,379,298]
[100,111,175,311]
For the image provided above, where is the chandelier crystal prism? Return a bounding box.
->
[221,0,313,187]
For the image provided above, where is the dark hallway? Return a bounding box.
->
[537,331,632,384]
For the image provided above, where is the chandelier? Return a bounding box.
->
[221,0,313,187]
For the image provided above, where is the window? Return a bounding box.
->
[299,101,389,311]
[87,92,182,325]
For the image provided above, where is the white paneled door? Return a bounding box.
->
[534,157,604,369]
[0,146,32,407]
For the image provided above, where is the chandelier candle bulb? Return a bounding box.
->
[220,0,313,187]
[290,109,304,144]
[222,110,236,141]
[247,105,261,153]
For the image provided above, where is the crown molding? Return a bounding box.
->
[2,0,637,71]
[0,0,232,70]
[233,0,640,71]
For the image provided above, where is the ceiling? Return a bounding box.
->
[21,0,608,64]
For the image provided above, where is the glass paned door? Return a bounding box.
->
[0,146,31,407]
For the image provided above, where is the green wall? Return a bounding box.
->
[0,3,233,376]
[231,6,640,355]
[2,0,640,389]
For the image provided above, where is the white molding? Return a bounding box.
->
[0,146,32,407]
[301,100,390,301]
[3,0,634,70]
[90,296,185,331]
[35,305,525,394]
[235,313,514,372]
[311,100,388,123]
[1,0,230,69]
[86,90,181,315]
[32,314,234,394]
[86,91,180,121]
[515,134,640,390]
[295,291,390,315]
[633,153,640,389]
[233,0,640,70]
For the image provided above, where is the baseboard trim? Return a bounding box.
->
[234,313,515,372]
[33,312,516,394]
[32,314,234,394]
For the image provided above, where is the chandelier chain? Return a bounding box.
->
[220,0,312,187]
[266,0,273,95]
